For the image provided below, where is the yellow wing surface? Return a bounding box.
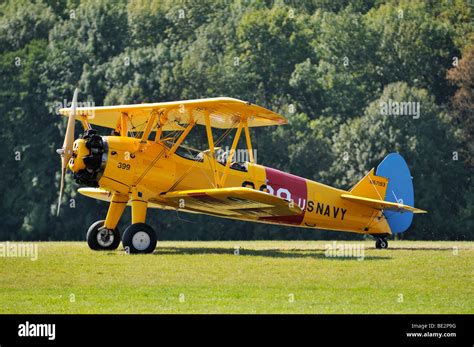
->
[79,187,302,219]
[340,194,427,214]
[59,97,287,130]
[160,187,302,218]
[77,188,175,210]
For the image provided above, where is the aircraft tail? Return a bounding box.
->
[346,153,426,234]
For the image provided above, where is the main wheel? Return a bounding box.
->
[375,237,388,249]
[86,220,121,251]
[122,223,157,254]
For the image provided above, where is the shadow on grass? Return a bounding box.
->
[153,247,391,261]
[388,247,457,251]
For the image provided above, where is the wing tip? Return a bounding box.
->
[413,208,428,214]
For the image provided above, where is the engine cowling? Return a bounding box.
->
[68,130,108,187]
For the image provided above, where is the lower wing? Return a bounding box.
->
[160,187,302,218]
[78,187,302,218]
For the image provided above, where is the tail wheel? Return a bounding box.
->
[122,223,157,254]
[86,220,121,251]
[375,237,388,249]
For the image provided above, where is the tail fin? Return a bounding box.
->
[345,153,426,234]
[350,168,389,201]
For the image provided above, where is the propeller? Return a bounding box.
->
[56,88,78,216]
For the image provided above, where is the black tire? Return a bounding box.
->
[122,223,157,254]
[375,238,388,249]
[86,220,121,251]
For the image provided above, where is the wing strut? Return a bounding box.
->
[120,112,128,136]
[204,111,221,187]
[139,109,158,144]
[220,119,244,186]
[243,118,254,163]
[169,120,195,155]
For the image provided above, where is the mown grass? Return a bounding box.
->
[0,241,472,313]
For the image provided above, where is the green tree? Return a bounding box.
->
[0,40,60,239]
[0,0,55,51]
[0,0,472,241]
[234,5,313,104]
[366,1,459,102]
[446,46,474,167]
[290,9,379,120]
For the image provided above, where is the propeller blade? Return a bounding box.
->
[62,88,78,165]
[56,167,66,216]
[56,88,78,216]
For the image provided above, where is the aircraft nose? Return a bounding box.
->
[71,131,108,187]
[68,139,88,172]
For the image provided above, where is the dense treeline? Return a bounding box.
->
[0,0,472,241]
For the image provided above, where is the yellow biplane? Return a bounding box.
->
[57,90,426,253]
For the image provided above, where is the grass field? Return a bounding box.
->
[0,241,472,314]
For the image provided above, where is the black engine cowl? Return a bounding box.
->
[74,130,108,187]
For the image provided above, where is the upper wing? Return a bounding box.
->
[58,97,287,130]
[160,187,302,218]
[340,194,427,214]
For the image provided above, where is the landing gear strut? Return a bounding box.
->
[86,220,121,250]
[375,237,388,249]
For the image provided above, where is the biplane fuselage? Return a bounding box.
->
[78,135,391,235]
[57,96,425,253]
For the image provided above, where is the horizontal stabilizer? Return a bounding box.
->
[340,193,427,214]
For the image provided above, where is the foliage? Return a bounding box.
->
[0,0,472,240]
